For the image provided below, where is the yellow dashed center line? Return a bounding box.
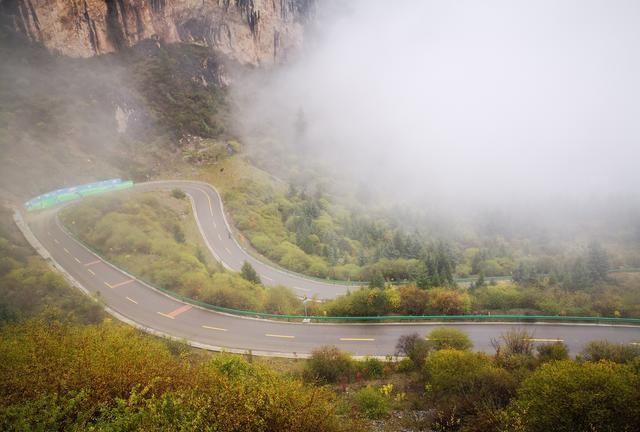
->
[87,269,96,276]
[157,312,175,320]
[224,246,232,255]
[203,325,228,332]
[53,239,60,244]
[74,257,81,264]
[85,260,101,267]
[266,333,295,339]
[339,338,375,342]
[126,297,138,304]
[63,248,70,254]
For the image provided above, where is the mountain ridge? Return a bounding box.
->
[1,0,315,64]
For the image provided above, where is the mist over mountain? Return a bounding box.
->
[235,0,640,211]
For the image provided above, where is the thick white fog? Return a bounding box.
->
[235,0,640,207]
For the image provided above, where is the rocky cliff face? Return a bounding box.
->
[1,0,314,65]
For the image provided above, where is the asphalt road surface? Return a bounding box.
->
[23,181,640,357]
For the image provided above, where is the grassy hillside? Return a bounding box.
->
[61,191,303,315]
[1,319,639,431]
[0,320,356,432]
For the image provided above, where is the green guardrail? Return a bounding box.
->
[52,183,640,326]
[153,286,640,325]
[55,206,640,326]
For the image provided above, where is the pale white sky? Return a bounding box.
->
[237,0,640,206]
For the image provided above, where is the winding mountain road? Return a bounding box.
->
[20,181,640,358]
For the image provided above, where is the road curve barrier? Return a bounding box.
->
[149,282,640,324]
[24,179,640,327]
[24,179,134,212]
[50,224,640,326]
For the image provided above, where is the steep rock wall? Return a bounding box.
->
[1,0,314,65]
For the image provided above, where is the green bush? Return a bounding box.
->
[359,357,385,379]
[240,261,261,284]
[354,386,389,419]
[199,273,263,311]
[502,360,640,432]
[581,340,640,364]
[536,342,569,364]
[171,188,186,199]
[322,287,394,317]
[426,327,473,351]
[424,349,516,414]
[305,346,355,384]
[426,288,472,315]
[475,284,523,310]
[262,286,300,315]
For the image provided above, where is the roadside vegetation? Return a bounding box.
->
[301,328,640,431]
[61,191,303,315]
[62,190,640,320]
[2,311,638,431]
[0,320,361,432]
[3,199,640,431]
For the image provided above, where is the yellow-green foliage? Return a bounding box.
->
[501,360,640,432]
[427,327,473,351]
[354,386,389,419]
[424,349,516,414]
[0,320,352,431]
[316,285,472,317]
[62,192,301,313]
[197,157,427,282]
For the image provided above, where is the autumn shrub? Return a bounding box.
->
[398,284,430,315]
[305,346,355,384]
[424,349,516,414]
[0,321,351,432]
[395,333,431,369]
[426,327,473,351]
[171,188,186,199]
[501,360,640,432]
[426,288,472,315]
[536,341,569,364]
[581,340,640,364]
[359,357,385,379]
[354,386,389,419]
